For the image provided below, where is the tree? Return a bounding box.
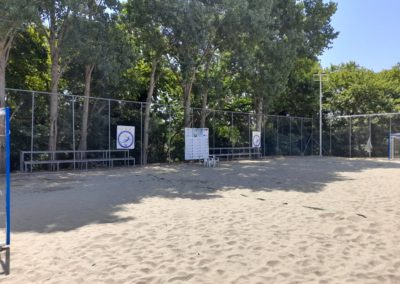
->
[269,58,320,117]
[124,0,169,164]
[6,27,49,91]
[377,64,400,111]
[0,0,38,106]
[162,0,225,127]
[68,0,121,152]
[220,0,337,131]
[37,0,82,151]
[324,62,394,115]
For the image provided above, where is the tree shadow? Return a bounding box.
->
[11,157,400,233]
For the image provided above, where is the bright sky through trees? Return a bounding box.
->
[320,0,400,71]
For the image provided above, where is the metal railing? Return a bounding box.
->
[7,88,316,170]
[20,149,132,172]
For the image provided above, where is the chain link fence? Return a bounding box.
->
[324,113,400,158]
[7,89,317,170]
[8,88,400,171]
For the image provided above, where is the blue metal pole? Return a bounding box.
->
[5,107,11,246]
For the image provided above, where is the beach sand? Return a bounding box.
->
[2,157,400,283]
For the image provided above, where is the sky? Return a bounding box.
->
[319,0,400,72]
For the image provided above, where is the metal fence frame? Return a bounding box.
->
[6,88,317,170]
[325,112,400,158]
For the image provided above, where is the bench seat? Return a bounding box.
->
[24,157,135,172]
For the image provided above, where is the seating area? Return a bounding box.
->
[20,150,135,172]
[202,155,219,168]
[209,147,261,161]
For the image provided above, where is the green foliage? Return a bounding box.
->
[270,58,320,117]
[324,62,395,115]
[0,0,39,37]
[6,27,49,90]
[7,0,400,165]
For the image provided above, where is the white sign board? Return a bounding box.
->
[185,128,209,160]
[252,131,261,148]
[117,125,135,149]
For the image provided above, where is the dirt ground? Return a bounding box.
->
[1,157,400,283]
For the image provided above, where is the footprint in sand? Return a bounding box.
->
[319,212,335,218]
[333,226,347,234]
[266,260,280,267]
[206,238,217,244]
[168,274,194,282]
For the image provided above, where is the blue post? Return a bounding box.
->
[5,107,10,246]
[388,133,391,160]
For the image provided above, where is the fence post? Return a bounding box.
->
[300,118,303,154]
[329,119,332,155]
[263,115,266,157]
[289,117,292,155]
[248,113,251,148]
[389,117,392,160]
[212,110,215,149]
[368,116,372,158]
[167,105,171,163]
[349,117,352,158]
[231,112,234,148]
[108,99,111,159]
[276,117,279,155]
[72,96,75,169]
[140,103,143,165]
[30,93,35,171]
[311,119,314,155]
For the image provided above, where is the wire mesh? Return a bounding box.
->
[9,88,400,169]
[326,113,400,158]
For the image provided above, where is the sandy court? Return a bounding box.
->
[1,157,400,283]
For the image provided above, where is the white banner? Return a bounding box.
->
[252,131,261,148]
[117,126,135,149]
[185,128,209,160]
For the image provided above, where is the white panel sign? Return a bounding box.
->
[252,131,261,148]
[185,128,209,160]
[117,125,135,149]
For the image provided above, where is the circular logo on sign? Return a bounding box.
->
[253,135,261,147]
[118,131,134,148]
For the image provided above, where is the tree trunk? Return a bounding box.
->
[255,96,264,132]
[143,59,158,165]
[0,35,13,107]
[0,35,13,173]
[0,58,6,108]
[48,31,61,152]
[183,72,196,128]
[49,43,60,151]
[200,60,211,129]
[78,64,95,153]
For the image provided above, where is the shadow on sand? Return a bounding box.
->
[10,157,400,234]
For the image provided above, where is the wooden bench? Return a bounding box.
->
[24,157,136,172]
[210,147,261,161]
[21,150,135,172]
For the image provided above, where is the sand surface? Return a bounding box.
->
[1,157,400,283]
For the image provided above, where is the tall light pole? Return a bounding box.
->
[313,72,328,157]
